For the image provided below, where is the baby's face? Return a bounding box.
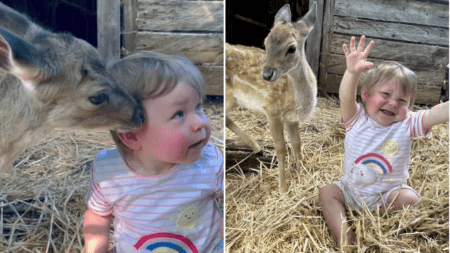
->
[136,82,211,166]
[362,79,412,126]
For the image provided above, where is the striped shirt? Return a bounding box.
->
[87,143,224,253]
[340,104,430,200]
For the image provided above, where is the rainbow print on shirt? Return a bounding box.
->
[134,232,198,253]
[354,153,393,174]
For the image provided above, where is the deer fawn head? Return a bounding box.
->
[0,2,144,131]
[262,2,317,82]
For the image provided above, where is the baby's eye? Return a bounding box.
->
[172,111,184,119]
[381,92,390,98]
[399,99,407,104]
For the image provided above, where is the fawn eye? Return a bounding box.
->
[89,93,109,105]
[287,45,297,55]
[81,67,89,77]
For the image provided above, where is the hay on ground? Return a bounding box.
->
[0,103,223,253]
[226,97,449,252]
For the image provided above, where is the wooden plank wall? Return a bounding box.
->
[98,0,120,64]
[319,0,449,105]
[122,0,224,96]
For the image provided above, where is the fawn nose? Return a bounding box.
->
[262,67,276,81]
[131,104,145,126]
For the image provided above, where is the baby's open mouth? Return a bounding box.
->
[190,140,203,148]
[381,109,395,116]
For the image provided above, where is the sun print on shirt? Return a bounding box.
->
[174,206,200,236]
[382,140,399,156]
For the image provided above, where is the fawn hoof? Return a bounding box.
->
[279,185,289,195]
[251,143,262,153]
[250,141,262,153]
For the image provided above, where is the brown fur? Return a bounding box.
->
[0,3,144,174]
[226,3,317,194]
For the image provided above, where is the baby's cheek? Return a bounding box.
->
[365,95,381,110]
[372,95,386,107]
[162,134,190,159]
[205,123,212,141]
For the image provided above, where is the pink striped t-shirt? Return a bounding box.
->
[87,142,224,253]
[340,104,430,199]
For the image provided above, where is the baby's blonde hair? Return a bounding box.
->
[359,61,417,108]
[107,51,205,156]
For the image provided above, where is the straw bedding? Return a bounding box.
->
[0,103,223,253]
[226,97,449,252]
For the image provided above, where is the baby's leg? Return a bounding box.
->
[387,188,420,211]
[319,184,354,249]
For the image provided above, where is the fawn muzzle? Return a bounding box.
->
[262,66,276,81]
[131,104,145,128]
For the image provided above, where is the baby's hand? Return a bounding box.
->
[343,36,374,74]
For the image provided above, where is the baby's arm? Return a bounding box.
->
[422,101,449,130]
[83,208,113,253]
[339,36,374,123]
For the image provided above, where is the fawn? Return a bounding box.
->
[0,2,144,174]
[226,3,317,194]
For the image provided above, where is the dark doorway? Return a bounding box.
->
[226,0,311,48]
[2,0,97,47]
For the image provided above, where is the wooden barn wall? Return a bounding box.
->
[319,0,449,105]
[122,0,224,96]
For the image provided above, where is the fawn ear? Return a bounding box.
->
[274,4,291,26]
[117,131,142,151]
[0,29,51,88]
[298,1,317,35]
[0,31,15,73]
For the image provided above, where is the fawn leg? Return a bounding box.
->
[226,114,261,153]
[0,150,18,180]
[267,115,288,194]
[286,121,302,170]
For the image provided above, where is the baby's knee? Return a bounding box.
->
[401,190,420,206]
[389,189,420,210]
[318,184,343,203]
[318,185,330,201]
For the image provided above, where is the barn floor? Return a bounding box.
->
[226,97,449,252]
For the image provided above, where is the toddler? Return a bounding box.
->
[83,52,224,253]
[319,36,449,249]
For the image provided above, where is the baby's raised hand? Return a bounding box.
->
[343,36,374,74]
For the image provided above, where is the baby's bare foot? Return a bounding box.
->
[337,230,355,252]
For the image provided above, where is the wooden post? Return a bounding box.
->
[306,0,324,79]
[97,0,120,64]
[318,0,335,93]
[122,0,137,55]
